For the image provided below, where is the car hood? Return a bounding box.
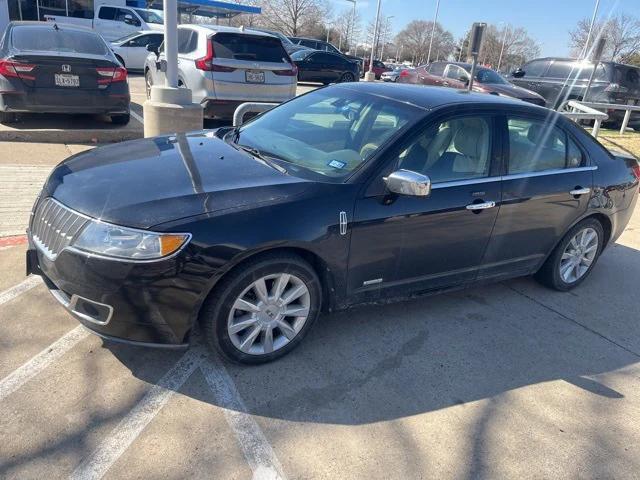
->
[483,82,544,100]
[44,132,311,229]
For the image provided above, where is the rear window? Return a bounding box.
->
[614,65,640,87]
[11,27,108,55]
[212,33,288,63]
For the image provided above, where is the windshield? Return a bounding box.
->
[12,27,108,55]
[233,88,422,182]
[134,9,164,24]
[475,68,508,84]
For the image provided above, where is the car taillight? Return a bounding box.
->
[274,65,298,76]
[0,59,36,81]
[631,162,640,181]
[195,41,236,72]
[96,66,127,85]
[399,69,409,77]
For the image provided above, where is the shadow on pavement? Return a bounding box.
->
[104,243,640,426]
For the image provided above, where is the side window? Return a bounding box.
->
[397,116,492,183]
[428,63,445,76]
[507,118,583,174]
[300,39,316,49]
[445,65,465,80]
[126,34,150,47]
[116,8,139,25]
[546,61,572,79]
[177,29,197,54]
[522,60,550,78]
[98,6,116,20]
[148,34,163,49]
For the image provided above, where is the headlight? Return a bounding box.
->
[72,220,190,260]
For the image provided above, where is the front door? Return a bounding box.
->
[347,113,502,300]
[479,115,594,279]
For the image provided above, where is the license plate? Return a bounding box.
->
[54,73,80,87]
[245,71,265,83]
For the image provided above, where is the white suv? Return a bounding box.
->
[144,25,297,120]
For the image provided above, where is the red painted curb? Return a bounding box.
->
[0,235,27,247]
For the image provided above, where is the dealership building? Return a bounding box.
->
[0,0,260,35]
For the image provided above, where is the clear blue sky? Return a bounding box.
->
[334,0,640,57]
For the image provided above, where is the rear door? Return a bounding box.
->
[94,6,119,40]
[511,59,551,104]
[442,64,468,89]
[480,114,594,279]
[123,33,162,69]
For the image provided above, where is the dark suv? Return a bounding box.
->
[511,57,640,128]
[289,36,363,73]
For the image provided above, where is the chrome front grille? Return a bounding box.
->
[31,198,88,260]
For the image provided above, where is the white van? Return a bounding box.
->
[44,4,163,41]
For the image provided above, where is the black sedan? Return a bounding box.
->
[291,49,359,84]
[0,22,130,125]
[26,84,639,364]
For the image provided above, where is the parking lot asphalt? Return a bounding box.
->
[1,146,640,478]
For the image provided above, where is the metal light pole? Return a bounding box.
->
[365,0,382,81]
[497,24,508,72]
[164,0,178,88]
[426,0,441,64]
[346,0,356,54]
[582,0,601,59]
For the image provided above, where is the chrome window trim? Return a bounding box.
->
[429,166,597,190]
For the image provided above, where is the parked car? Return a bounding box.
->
[43,4,163,41]
[399,61,546,106]
[110,31,163,71]
[27,83,639,364]
[246,28,309,56]
[289,36,363,73]
[291,49,359,84]
[144,25,297,120]
[0,22,130,124]
[381,67,404,82]
[510,57,640,128]
[363,59,391,79]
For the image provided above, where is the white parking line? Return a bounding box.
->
[69,347,204,480]
[201,356,287,480]
[0,325,89,402]
[0,276,41,307]
[130,110,144,125]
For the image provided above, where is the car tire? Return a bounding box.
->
[200,253,322,364]
[0,111,17,124]
[535,218,604,291]
[340,72,355,83]
[145,69,153,99]
[110,113,130,125]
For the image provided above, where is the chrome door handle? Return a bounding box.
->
[570,187,591,196]
[466,201,496,210]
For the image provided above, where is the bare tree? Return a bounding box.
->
[479,24,540,71]
[258,0,329,36]
[394,20,454,65]
[331,7,362,53]
[569,13,640,62]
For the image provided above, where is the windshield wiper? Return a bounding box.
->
[234,144,288,174]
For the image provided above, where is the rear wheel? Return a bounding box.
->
[535,218,604,291]
[340,72,355,83]
[201,253,322,364]
[0,111,17,124]
[110,113,130,125]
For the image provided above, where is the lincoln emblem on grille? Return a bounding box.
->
[62,64,71,73]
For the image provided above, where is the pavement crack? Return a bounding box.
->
[505,283,640,359]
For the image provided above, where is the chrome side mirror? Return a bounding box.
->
[384,170,431,197]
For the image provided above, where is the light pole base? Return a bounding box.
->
[143,86,203,138]
[364,71,376,82]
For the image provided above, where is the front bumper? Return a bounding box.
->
[26,230,207,348]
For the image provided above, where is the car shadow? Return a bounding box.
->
[104,241,640,426]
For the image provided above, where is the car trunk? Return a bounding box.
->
[612,64,640,105]
[9,54,116,90]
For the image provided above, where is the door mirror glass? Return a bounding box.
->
[124,14,139,26]
[384,170,431,197]
[512,68,525,78]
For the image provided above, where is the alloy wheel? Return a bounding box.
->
[227,273,311,356]
[559,227,599,283]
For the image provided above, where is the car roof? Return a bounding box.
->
[332,82,546,111]
[180,24,273,38]
[8,21,97,34]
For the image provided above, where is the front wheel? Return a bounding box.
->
[535,218,604,291]
[340,72,355,83]
[201,253,322,364]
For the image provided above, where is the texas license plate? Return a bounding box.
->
[54,74,79,87]
[245,71,265,83]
